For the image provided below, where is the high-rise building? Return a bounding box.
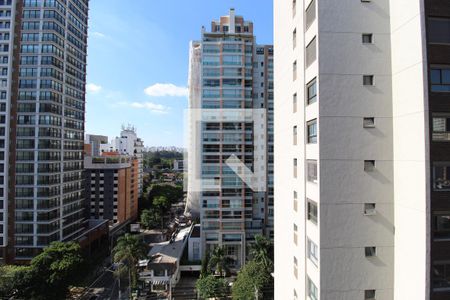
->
[99,126,144,197]
[274,0,450,299]
[187,9,273,268]
[86,134,108,156]
[84,152,139,226]
[0,0,89,263]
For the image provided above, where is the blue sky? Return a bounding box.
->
[86,0,274,147]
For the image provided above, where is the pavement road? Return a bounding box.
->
[81,269,121,300]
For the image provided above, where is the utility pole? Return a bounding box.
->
[128,267,132,299]
[254,285,259,300]
[168,275,173,300]
[118,275,122,300]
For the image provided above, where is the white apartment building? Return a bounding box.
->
[99,125,144,196]
[187,9,274,268]
[275,0,450,300]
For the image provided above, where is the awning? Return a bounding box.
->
[151,280,169,285]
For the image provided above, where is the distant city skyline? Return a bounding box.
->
[86,0,273,147]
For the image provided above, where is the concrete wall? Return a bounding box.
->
[274,0,304,298]
[390,0,430,299]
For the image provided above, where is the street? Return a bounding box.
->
[81,269,124,300]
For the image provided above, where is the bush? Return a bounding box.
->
[196,275,228,299]
[232,260,272,300]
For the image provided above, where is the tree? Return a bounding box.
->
[148,184,183,205]
[207,246,234,277]
[153,195,170,213]
[113,233,147,289]
[231,260,272,300]
[249,234,274,272]
[195,275,228,299]
[140,209,161,229]
[3,242,85,300]
[200,252,211,278]
[140,183,183,212]
[0,265,30,298]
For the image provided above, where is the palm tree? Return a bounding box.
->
[249,235,274,272]
[208,246,234,277]
[113,234,147,289]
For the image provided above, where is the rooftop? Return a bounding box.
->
[146,226,192,264]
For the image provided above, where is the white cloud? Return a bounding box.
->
[91,31,106,38]
[86,83,102,93]
[126,101,170,114]
[144,83,188,97]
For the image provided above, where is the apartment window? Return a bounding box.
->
[433,115,450,141]
[364,203,376,216]
[363,117,375,128]
[293,93,298,112]
[305,37,317,68]
[433,213,450,239]
[293,126,298,145]
[307,119,317,143]
[293,223,298,245]
[293,28,297,49]
[292,0,296,17]
[433,262,450,290]
[429,18,450,44]
[307,78,317,105]
[307,277,318,300]
[307,199,318,224]
[305,0,316,29]
[431,67,450,92]
[433,163,450,191]
[293,191,298,212]
[364,160,375,172]
[293,60,297,81]
[307,160,317,183]
[307,238,319,266]
[365,290,376,300]
[293,158,298,178]
[293,256,298,278]
[365,246,377,257]
[363,75,374,86]
[362,34,373,44]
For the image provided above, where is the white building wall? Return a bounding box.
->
[389,0,430,299]
[274,0,302,298]
[318,0,395,293]
[276,0,398,299]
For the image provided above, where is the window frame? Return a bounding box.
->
[433,162,450,191]
[306,78,317,105]
[363,75,374,86]
[433,212,450,240]
[364,160,375,172]
[362,33,373,44]
[363,117,375,128]
[365,246,377,257]
[307,238,319,266]
[430,66,450,92]
[307,119,317,144]
[307,160,318,183]
[307,199,318,224]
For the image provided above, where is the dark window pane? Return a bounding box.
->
[431,69,441,84]
[429,18,450,44]
[443,70,450,84]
